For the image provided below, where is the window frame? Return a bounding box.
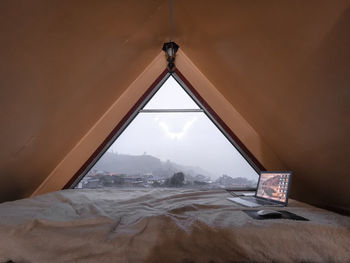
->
[65,69,264,189]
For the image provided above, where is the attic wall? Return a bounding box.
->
[175,0,350,213]
[0,0,169,202]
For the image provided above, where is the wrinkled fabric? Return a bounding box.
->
[0,188,349,263]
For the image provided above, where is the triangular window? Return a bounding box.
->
[72,73,261,189]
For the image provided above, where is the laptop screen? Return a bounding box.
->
[256,172,291,203]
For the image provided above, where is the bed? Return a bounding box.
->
[0,188,349,263]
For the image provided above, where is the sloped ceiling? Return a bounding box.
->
[0,0,169,201]
[0,1,349,212]
[175,0,350,212]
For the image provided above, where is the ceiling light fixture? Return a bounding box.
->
[162,41,179,72]
[162,0,179,72]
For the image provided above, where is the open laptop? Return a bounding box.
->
[227,171,292,207]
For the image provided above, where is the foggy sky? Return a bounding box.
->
[97,77,259,181]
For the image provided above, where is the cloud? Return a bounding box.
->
[158,118,196,140]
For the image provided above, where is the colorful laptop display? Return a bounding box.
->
[228,171,292,207]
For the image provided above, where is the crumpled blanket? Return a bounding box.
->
[0,188,349,263]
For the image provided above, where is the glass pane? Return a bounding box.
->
[76,112,259,189]
[143,76,200,109]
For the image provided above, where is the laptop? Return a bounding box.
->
[227,171,292,207]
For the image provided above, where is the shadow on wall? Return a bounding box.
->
[0,173,25,203]
[288,5,350,215]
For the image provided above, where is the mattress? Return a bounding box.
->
[0,188,349,263]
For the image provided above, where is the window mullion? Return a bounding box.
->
[140,109,203,113]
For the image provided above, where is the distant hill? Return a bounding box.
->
[91,152,213,179]
[215,174,256,187]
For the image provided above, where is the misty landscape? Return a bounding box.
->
[75,77,259,190]
[75,152,257,189]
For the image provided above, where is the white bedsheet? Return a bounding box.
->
[0,189,349,263]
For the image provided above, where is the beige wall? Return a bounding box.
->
[0,0,170,202]
[175,0,350,214]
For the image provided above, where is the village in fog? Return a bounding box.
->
[75,153,257,189]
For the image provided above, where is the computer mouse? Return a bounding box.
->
[257,210,282,218]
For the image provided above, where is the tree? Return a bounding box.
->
[167,172,185,187]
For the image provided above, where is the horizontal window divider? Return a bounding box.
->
[140,109,203,113]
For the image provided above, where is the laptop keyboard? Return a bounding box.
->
[227,197,260,207]
[227,197,281,207]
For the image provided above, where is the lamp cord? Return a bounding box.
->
[170,0,174,42]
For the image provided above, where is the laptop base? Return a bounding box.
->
[227,197,284,207]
